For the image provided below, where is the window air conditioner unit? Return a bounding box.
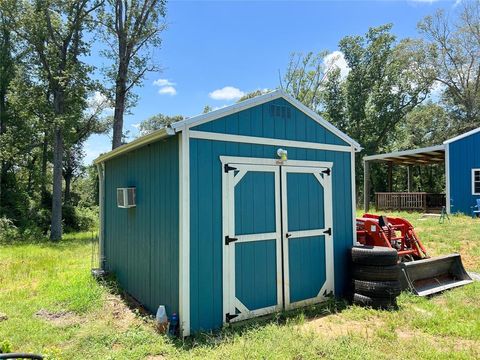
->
[117,187,136,208]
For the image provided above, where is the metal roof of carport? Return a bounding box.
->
[363,144,446,165]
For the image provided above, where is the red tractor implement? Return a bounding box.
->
[356,214,473,296]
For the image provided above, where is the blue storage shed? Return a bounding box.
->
[446,127,480,214]
[363,127,480,216]
[94,90,361,336]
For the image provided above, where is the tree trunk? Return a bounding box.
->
[41,131,48,199]
[63,152,73,205]
[112,60,128,149]
[50,127,63,241]
[64,173,72,205]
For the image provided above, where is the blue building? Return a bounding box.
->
[363,127,480,215]
[445,128,480,215]
[94,90,361,336]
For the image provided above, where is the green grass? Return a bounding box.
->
[0,214,479,359]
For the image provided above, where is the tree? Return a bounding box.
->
[282,25,435,200]
[8,0,102,240]
[417,2,480,131]
[338,25,434,155]
[63,92,111,204]
[136,113,183,137]
[237,89,270,102]
[99,0,167,149]
[281,52,329,111]
[0,9,15,213]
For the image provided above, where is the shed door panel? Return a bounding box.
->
[223,164,282,323]
[282,166,334,309]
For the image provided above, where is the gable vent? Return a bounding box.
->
[269,105,291,119]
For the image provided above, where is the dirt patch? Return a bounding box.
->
[301,314,384,339]
[101,294,139,330]
[396,328,480,353]
[0,312,8,321]
[459,240,479,271]
[35,309,80,327]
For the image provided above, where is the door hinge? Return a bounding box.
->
[322,168,331,176]
[225,235,238,245]
[225,313,239,323]
[224,164,237,173]
[323,228,332,236]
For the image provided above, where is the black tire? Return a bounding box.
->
[352,264,400,282]
[353,293,397,309]
[351,246,398,266]
[353,279,402,298]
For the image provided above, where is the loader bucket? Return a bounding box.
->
[399,254,473,296]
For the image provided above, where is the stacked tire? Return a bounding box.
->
[351,246,401,309]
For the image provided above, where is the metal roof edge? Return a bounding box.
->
[363,144,445,162]
[170,89,284,130]
[93,127,174,164]
[443,127,480,145]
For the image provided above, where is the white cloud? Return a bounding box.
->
[86,91,113,116]
[158,86,177,95]
[209,86,245,101]
[323,51,350,79]
[429,80,446,100]
[153,78,175,87]
[153,78,177,96]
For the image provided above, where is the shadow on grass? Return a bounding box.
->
[95,273,353,351]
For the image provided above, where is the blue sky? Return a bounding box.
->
[84,0,460,164]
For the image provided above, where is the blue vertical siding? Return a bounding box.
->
[234,170,279,312]
[103,136,179,316]
[288,235,326,303]
[192,98,349,146]
[449,131,480,214]
[189,99,353,332]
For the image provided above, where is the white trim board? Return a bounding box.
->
[472,168,480,195]
[444,127,480,144]
[219,156,333,169]
[190,131,353,153]
[445,143,451,214]
[173,89,361,151]
[178,126,191,337]
[351,147,358,245]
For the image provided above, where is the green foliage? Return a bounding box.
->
[0,216,19,242]
[282,51,329,110]
[137,114,184,137]
[237,89,271,102]
[63,205,98,233]
[416,2,480,130]
[0,340,12,353]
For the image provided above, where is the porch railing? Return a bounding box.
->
[375,192,445,211]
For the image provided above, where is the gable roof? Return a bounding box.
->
[444,127,480,145]
[95,89,361,164]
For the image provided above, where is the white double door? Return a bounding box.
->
[222,157,334,324]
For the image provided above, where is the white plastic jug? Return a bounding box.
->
[155,305,168,333]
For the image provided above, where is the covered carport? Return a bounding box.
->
[363,145,446,212]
